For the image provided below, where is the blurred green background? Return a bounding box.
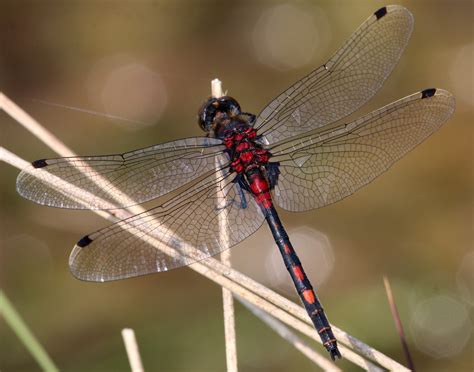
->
[1,1,472,371]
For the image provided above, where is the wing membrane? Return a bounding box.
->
[270,89,455,211]
[16,137,225,210]
[256,5,414,145]
[69,171,265,281]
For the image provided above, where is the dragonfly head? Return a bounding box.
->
[198,96,241,136]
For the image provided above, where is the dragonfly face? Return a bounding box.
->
[197,96,242,136]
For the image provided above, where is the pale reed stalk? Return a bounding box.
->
[121,328,145,372]
[212,79,238,372]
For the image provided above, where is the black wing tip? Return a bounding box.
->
[77,235,93,248]
[421,88,437,99]
[32,159,48,168]
[374,6,388,19]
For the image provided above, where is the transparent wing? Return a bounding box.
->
[269,89,455,212]
[256,5,414,145]
[16,137,225,210]
[69,170,265,282]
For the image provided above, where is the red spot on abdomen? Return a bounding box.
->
[248,173,273,208]
[249,176,269,194]
[302,289,316,304]
[292,265,305,281]
[261,196,272,208]
[255,192,272,208]
[284,243,292,254]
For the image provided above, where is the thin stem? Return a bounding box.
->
[222,249,238,372]
[0,92,75,157]
[31,98,150,126]
[383,276,415,371]
[213,79,238,372]
[211,78,223,98]
[121,328,145,372]
[0,291,59,372]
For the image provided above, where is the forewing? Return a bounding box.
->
[270,89,455,211]
[16,137,225,210]
[256,5,414,145]
[69,171,265,281]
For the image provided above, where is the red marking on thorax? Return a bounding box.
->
[224,127,271,175]
[302,289,316,304]
[283,243,292,254]
[240,151,253,162]
[236,142,250,152]
[224,127,273,209]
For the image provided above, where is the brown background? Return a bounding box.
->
[1,1,472,371]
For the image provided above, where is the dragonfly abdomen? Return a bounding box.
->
[264,205,341,360]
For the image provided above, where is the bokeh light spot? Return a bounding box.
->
[449,42,474,108]
[86,55,168,129]
[252,4,331,71]
[410,294,471,358]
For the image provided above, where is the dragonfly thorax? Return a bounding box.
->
[223,126,271,175]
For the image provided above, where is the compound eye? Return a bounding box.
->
[198,115,207,132]
[197,98,218,132]
[218,96,241,116]
[197,96,242,133]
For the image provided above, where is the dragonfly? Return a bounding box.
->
[16,5,455,360]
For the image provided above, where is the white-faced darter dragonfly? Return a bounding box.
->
[17,5,455,360]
